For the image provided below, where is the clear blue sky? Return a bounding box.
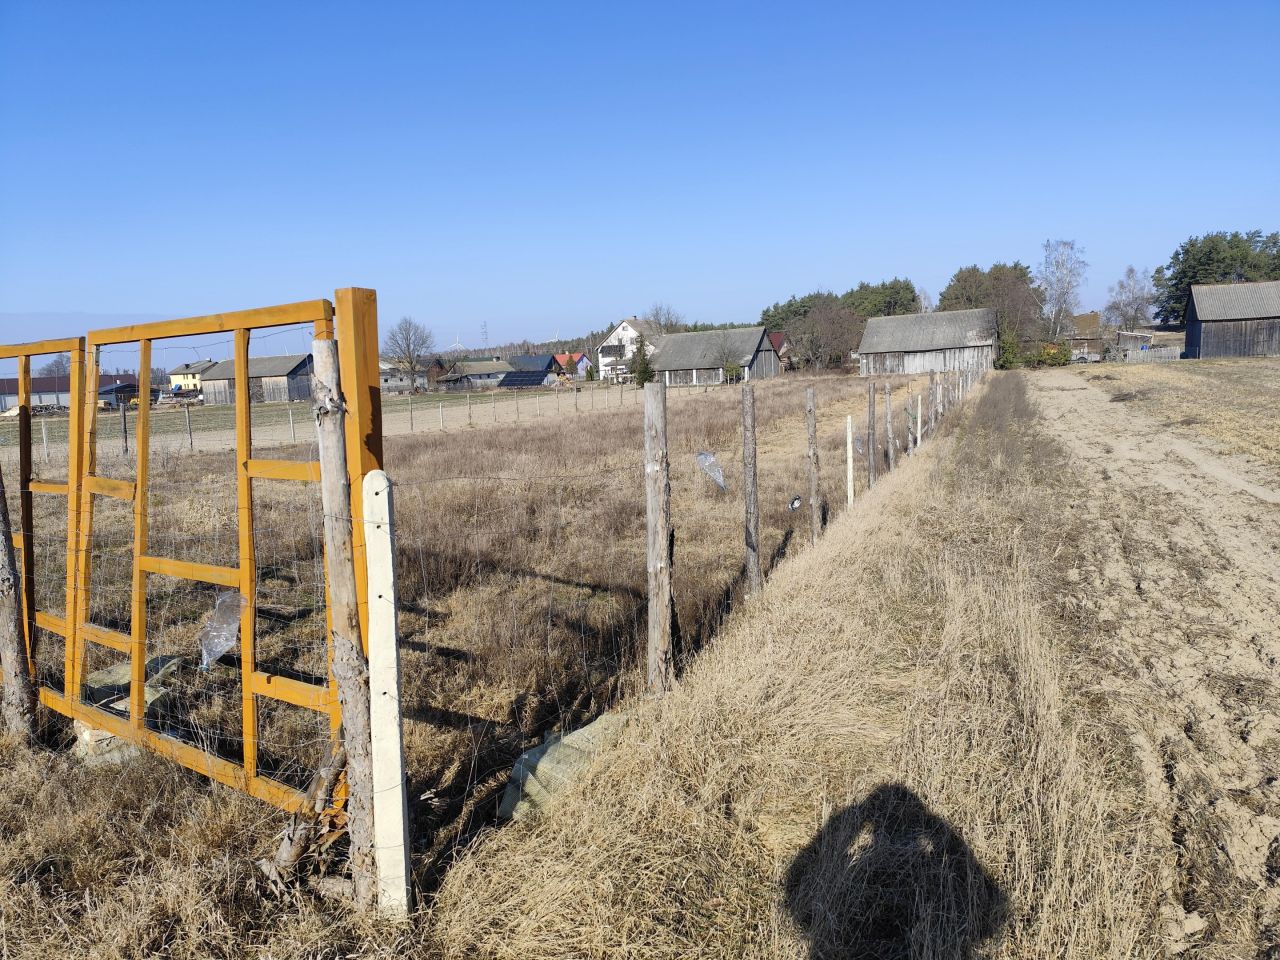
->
[2,0,1278,355]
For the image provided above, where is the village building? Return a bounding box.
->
[498,369,558,389]
[507,354,563,375]
[857,308,996,375]
[168,359,216,396]
[437,359,514,391]
[0,372,135,412]
[1067,312,1105,362]
[1183,279,1280,359]
[201,354,314,405]
[596,317,664,382]
[649,326,780,386]
[767,331,793,370]
[553,352,593,379]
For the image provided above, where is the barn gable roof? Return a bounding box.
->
[168,359,217,376]
[201,354,311,382]
[858,309,995,354]
[1189,280,1280,322]
[649,327,769,371]
[508,354,559,372]
[444,360,514,377]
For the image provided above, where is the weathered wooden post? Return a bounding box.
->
[467,392,472,426]
[0,465,35,742]
[492,392,497,421]
[643,382,673,694]
[845,414,854,507]
[363,470,412,917]
[40,419,48,464]
[915,393,922,451]
[311,338,377,909]
[929,372,937,435]
[742,384,763,595]
[884,383,896,472]
[438,401,444,431]
[866,379,877,488]
[805,386,820,545]
[120,401,128,454]
[408,392,414,431]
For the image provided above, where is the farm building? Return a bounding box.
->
[498,369,557,389]
[168,359,216,396]
[0,372,135,412]
[767,331,793,369]
[379,358,445,394]
[438,359,514,391]
[857,308,996,375]
[597,317,664,382]
[508,354,563,375]
[201,354,313,405]
[649,327,780,386]
[553,352,593,379]
[1183,280,1280,359]
[1067,312,1105,362]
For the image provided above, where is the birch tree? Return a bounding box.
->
[1035,240,1088,340]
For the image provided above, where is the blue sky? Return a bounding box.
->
[2,0,1278,357]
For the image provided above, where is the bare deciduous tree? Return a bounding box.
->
[1035,240,1088,340]
[1103,266,1154,332]
[380,317,435,392]
[37,354,71,378]
[641,302,685,333]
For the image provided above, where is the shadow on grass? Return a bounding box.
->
[785,784,1007,959]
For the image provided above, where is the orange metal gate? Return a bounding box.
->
[1,289,381,811]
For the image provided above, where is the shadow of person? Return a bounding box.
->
[785,784,1007,959]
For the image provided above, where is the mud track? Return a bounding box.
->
[1030,368,1280,956]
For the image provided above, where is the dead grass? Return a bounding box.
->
[1080,357,1280,473]
[428,373,1162,958]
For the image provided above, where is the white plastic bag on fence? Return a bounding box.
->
[200,591,247,670]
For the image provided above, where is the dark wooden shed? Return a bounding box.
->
[1184,280,1280,359]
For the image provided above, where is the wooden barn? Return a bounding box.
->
[649,326,780,385]
[858,308,996,375]
[201,354,313,405]
[1184,280,1280,359]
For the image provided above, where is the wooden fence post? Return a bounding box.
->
[845,414,854,507]
[408,392,414,431]
[742,384,763,595]
[928,372,936,435]
[643,382,673,694]
[364,470,412,918]
[866,379,877,488]
[438,402,444,431]
[884,383,896,472]
[0,465,35,742]
[915,394,922,452]
[41,419,49,463]
[805,386,820,545]
[467,393,472,426]
[312,338,377,910]
[120,401,128,454]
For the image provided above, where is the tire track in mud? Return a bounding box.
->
[1029,368,1280,957]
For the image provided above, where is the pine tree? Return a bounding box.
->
[631,335,655,385]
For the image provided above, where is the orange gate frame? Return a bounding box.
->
[0,289,381,812]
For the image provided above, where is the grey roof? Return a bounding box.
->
[508,354,559,372]
[445,360,513,377]
[168,359,217,376]
[1189,280,1280,322]
[202,354,311,382]
[649,327,770,371]
[858,308,995,354]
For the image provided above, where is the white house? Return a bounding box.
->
[596,317,664,382]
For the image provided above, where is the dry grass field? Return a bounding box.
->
[1076,356,1280,476]
[3,360,1278,958]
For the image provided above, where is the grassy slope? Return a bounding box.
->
[0,372,1167,957]
[428,373,1161,958]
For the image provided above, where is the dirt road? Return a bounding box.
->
[1030,367,1280,954]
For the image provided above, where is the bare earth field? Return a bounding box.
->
[2,361,1279,958]
[1031,364,1280,954]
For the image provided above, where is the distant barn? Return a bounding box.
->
[202,354,313,405]
[1184,280,1280,359]
[858,308,996,375]
[649,327,780,385]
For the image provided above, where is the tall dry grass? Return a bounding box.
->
[429,373,1163,958]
